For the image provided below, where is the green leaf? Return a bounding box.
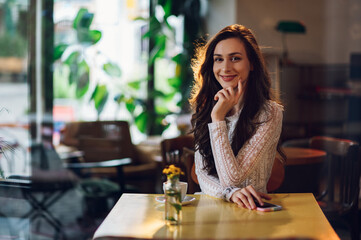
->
[77,29,102,44]
[141,31,151,39]
[88,30,102,44]
[90,84,109,114]
[133,16,147,21]
[163,91,176,102]
[103,62,121,77]
[127,80,142,90]
[64,51,80,66]
[114,93,125,104]
[171,53,184,64]
[73,8,93,30]
[171,203,182,214]
[155,105,169,115]
[135,111,148,133]
[150,89,166,98]
[149,35,166,64]
[54,43,68,60]
[75,60,90,98]
[161,0,172,18]
[168,77,182,89]
[149,16,162,34]
[125,100,136,113]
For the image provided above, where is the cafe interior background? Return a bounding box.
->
[0,0,360,239]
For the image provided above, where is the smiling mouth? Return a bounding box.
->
[221,75,237,82]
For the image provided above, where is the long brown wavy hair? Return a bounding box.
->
[189,24,283,176]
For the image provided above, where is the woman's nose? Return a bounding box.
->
[222,60,232,72]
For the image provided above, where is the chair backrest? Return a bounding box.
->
[281,138,310,148]
[77,121,136,163]
[160,134,194,168]
[310,136,360,211]
[181,147,200,194]
[266,157,285,193]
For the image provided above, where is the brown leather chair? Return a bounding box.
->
[60,121,159,193]
[310,136,360,240]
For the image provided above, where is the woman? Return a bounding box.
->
[189,24,284,210]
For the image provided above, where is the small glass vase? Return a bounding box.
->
[164,177,182,225]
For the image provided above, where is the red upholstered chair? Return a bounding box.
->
[267,157,285,193]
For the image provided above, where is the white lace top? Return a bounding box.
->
[195,100,283,201]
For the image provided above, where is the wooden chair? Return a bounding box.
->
[160,134,194,168]
[60,121,159,193]
[160,135,196,192]
[266,157,285,193]
[181,147,200,193]
[310,136,360,240]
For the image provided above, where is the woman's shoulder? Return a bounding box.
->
[265,100,284,112]
[259,100,283,121]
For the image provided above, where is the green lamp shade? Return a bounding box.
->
[276,21,306,33]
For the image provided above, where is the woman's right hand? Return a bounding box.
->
[230,185,272,210]
[211,80,243,122]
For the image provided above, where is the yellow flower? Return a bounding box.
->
[163,164,184,180]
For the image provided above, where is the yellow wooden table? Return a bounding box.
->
[93,193,339,240]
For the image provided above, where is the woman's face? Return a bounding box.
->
[213,37,252,89]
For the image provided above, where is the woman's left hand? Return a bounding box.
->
[230,185,272,210]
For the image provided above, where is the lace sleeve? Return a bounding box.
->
[208,101,283,190]
[194,150,241,201]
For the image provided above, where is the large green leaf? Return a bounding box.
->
[90,84,109,114]
[155,105,169,115]
[64,51,80,66]
[77,29,102,44]
[103,62,121,77]
[150,89,166,98]
[135,111,148,133]
[148,16,162,37]
[149,35,166,64]
[171,53,184,64]
[159,0,172,18]
[75,60,90,98]
[54,43,68,60]
[127,80,142,90]
[125,98,136,114]
[65,51,81,85]
[73,8,93,30]
[168,77,182,89]
[162,91,176,102]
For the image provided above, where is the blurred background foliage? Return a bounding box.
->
[114,0,205,135]
[54,8,122,118]
[53,0,205,136]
